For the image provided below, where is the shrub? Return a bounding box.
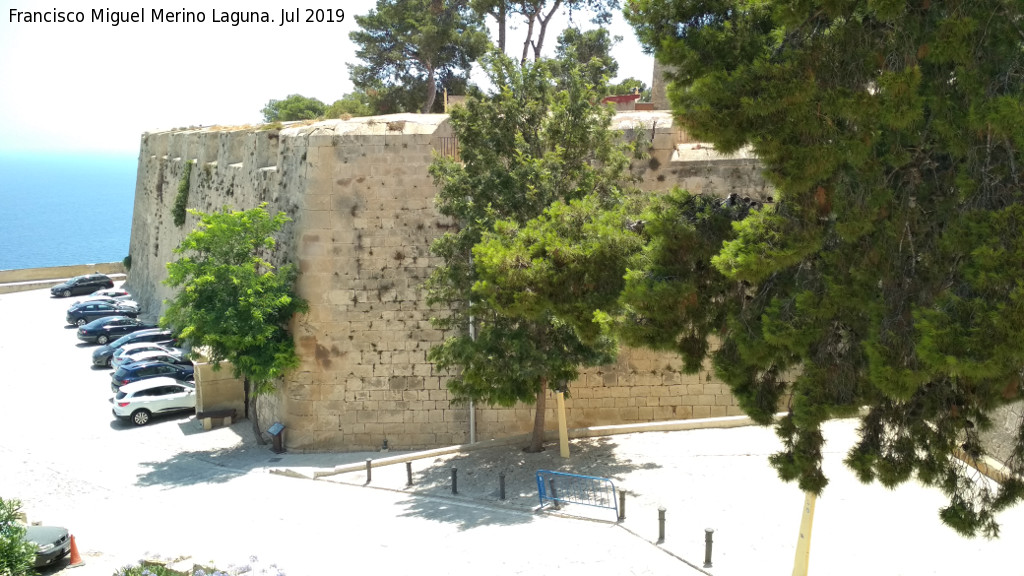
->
[172,161,193,227]
[0,498,35,576]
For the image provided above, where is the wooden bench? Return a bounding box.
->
[196,408,237,430]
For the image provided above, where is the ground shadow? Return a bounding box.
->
[392,436,661,531]
[134,442,266,488]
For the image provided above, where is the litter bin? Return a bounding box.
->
[268,422,286,454]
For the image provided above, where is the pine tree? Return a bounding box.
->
[620,0,1024,536]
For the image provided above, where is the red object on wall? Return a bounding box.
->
[601,94,642,104]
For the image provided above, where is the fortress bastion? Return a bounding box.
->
[125,112,771,452]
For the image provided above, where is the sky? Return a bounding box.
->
[0,0,654,155]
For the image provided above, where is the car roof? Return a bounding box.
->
[126,328,171,337]
[119,376,195,394]
[118,342,171,353]
[110,329,168,346]
[120,359,192,371]
[124,350,181,361]
[84,315,131,327]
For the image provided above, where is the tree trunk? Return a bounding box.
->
[423,66,438,113]
[245,378,267,445]
[520,12,536,64]
[496,3,506,53]
[525,377,547,452]
[532,0,562,61]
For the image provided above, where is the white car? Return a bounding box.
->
[111,377,196,426]
[111,347,189,370]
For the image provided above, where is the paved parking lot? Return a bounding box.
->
[2,285,1023,576]
[0,287,694,576]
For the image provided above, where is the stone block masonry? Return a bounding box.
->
[125,112,773,452]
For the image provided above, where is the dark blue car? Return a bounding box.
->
[50,274,113,298]
[67,301,139,327]
[110,360,195,393]
[77,316,156,345]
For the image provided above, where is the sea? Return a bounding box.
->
[0,152,138,271]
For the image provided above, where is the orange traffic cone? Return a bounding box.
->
[67,534,85,568]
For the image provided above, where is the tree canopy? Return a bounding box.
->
[261,94,328,122]
[426,53,641,451]
[349,0,490,114]
[608,0,1024,537]
[325,91,374,118]
[161,203,308,442]
[552,27,619,91]
[513,0,621,63]
[471,0,1024,537]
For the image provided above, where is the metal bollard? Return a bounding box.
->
[704,528,714,568]
[451,467,458,495]
[549,478,560,510]
[657,507,666,543]
[365,458,372,484]
[406,461,413,487]
[499,473,506,500]
[618,490,626,521]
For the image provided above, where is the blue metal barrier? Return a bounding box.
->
[536,470,618,519]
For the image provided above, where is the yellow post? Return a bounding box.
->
[556,391,570,458]
[792,491,817,576]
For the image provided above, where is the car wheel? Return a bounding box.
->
[76,318,87,327]
[62,289,71,298]
[130,409,151,426]
[97,335,109,345]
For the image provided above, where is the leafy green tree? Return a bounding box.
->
[161,204,309,444]
[427,53,639,451]
[0,497,34,576]
[552,27,619,90]
[326,91,373,118]
[620,0,1024,536]
[606,77,649,99]
[349,0,489,114]
[261,94,328,122]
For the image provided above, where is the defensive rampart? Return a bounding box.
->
[126,112,773,452]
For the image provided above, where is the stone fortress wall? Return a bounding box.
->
[125,111,773,452]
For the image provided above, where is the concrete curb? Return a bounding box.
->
[277,413,768,480]
[0,272,127,295]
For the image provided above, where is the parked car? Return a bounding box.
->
[66,301,139,327]
[24,525,71,568]
[109,342,183,368]
[112,349,191,370]
[77,316,157,345]
[111,377,196,426]
[111,360,195,392]
[91,329,177,367]
[71,295,138,308]
[89,287,131,298]
[50,274,113,298]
